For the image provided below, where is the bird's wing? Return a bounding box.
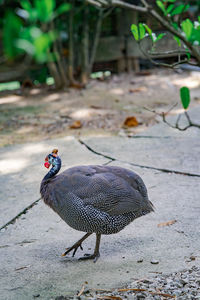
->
[52,165,150,216]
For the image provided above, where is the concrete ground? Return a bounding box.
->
[0,107,200,300]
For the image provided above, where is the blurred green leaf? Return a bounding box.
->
[143,24,152,36]
[3,12,23,59]
[166,4,174,14]
[180,87,190,110]
[170,4,189,16]
[55,3,71,16]
[138,23,146,39]
[34,0,55,22]
[155,33,166,42]
[173,35,181,46]
[186,52,191,60]
[20,0,38,22]
[20,0,32,12]
[33,31,56,62]
[131,24,139,41]
[156,1,167,15]
[181,18,193,39]
[163,0,176,2]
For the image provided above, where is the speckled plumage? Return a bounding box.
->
[40,164,154,235]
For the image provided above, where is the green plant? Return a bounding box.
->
[3,0,71,63]
[180,86,190,110]
[130,0,200,67]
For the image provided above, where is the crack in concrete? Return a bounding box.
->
[0,198,41,231]
[131,135,171,139]
[79,139,200,178]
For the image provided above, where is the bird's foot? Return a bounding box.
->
[62,242,83,257]
[79,252,100,263]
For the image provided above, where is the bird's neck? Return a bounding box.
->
[43,156,61,181]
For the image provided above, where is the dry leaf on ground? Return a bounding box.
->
[90,105,102,109]
[123,116,139,127]
[97,296,122,300]
[129,87,146,93]
[157,220,177,227]
[118,288,147,292]
[69,120,82,129]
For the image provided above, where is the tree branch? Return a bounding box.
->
[87,0,200,65]
[138,40,190,68]
[86,0,148,13]
[143,104,200,131]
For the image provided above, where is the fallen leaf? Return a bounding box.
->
[77,285,85,297]
[69,120,82,129]
[129,87,146,93]
[157,220,177,227]
[97,296,122,300]
[123,116,139,127]
[92,289,113,293]
[90,105,102,109]
[69,82,85,89]
[190,256,196,261]
[135,71,151,76]
[118,288,147,292]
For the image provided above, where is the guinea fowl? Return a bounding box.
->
[40,149,154,262]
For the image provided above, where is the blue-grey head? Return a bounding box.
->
[43,149,61,181]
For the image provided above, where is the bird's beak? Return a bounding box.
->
[44,156,50,168]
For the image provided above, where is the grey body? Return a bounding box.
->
[40,165,154,235]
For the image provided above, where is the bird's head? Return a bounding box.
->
[44,149,58,169]
[43,149,61,181]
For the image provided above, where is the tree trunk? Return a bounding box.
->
[47,58,63,89]
[81,2,89,85]
[50,21,68,88]
[42,23,63,89]
[68,0,75,84]
[88,9,103,75]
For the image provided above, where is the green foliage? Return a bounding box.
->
[170,4,189,16]
[19,0,70,23]
[16,27,56,62]
[131,24,139,41]
[181,19,193,39]
[2,0,71,63]
[138,23,146,40]
[156,1,167,16]
[180,87,190,110]
[181,18,200,45]
[3,12,23,59]
[131,23,166,43]
[131,1,200,49]
[156,0,189,17]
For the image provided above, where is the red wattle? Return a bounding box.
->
[44,162,50,169]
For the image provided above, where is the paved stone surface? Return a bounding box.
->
[82,107,200,175]
[0,107,200,300]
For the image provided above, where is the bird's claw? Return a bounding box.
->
[79,252,100,263]
[62,243,83,257]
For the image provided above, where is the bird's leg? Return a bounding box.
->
[62,232,92,257]
[79,233,101,263]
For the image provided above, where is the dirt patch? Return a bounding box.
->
[0,69,200,147]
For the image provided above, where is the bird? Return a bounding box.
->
[40,148,154,262]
